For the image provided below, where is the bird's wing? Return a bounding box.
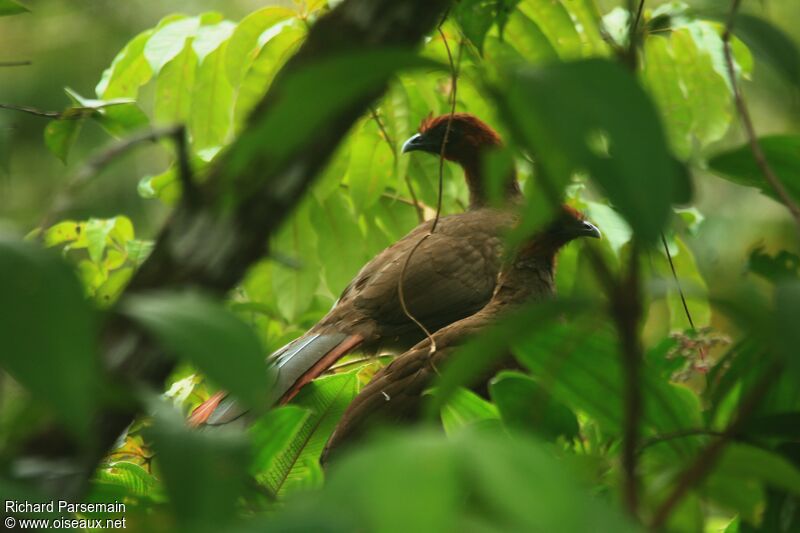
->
[337,209,514,334]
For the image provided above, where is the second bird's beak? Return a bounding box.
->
[580,220,602,239]
[402,132,435,154]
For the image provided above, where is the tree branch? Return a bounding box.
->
[9,0,451,500]
[722,0,800,234]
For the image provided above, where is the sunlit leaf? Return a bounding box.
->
[96,29,155,99]
[190,42,234,151]
[439,387,500,435]
[249,405,309,475]
[265,372,358,497]
[155,40,198,124]
[44,118,84,164]
[225,6,297,87]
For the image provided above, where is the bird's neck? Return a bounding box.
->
[487,253,557,309]
[460,150,522,210]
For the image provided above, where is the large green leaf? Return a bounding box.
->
[642,28,733,158]
[271,202,319,322]
[264,430,638,532]
[190,41,234,151]
[249,405,310,475]
[346,120,394,211]
[0,239,98,436]
[490,370,579,441]
[120,291,272,408]
[439,387,500,435]
[729,13,800,86]
[96,29,155,98]
[310,191,367,293]
[225,6,297,87]
[518,0,584,59]
[708,135,800,208]
[513,319,702,456]
[155,39,198,124]
[146,404,250,530]
[499,58,687,243]
[264,372,358,497]
[0,0,27,17]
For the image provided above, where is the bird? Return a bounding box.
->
[189,113,522,427]
[321,205,600,460]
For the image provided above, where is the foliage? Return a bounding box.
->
[1,0,800,532]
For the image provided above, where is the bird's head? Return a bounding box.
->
[401,113,502,163]
[519,205,601,260]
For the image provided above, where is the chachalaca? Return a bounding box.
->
[189,113,522,427]
[321,206,600,460]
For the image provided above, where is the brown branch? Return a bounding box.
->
[9,0,452,500]
[721,0,800,234]
[650,362,782,528]
[615,244,643,517]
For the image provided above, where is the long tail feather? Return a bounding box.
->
[187,331,364,427]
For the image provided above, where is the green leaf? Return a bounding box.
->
[232,20,306,130]
[190,41,234,151]
[146,404,250,530]
[775,281,800,380]
[95,462,157,498]
[223,48,443,188]
[642,27,733,158]
[225,6,297,87]
[747,246,800,283]
[264,372,358,497]
[193,20,235,64]
[249,405,310,474]
[513,319,702,455]
[347,120,394,210]
[519,0,584,59]
[454,0,496,53]
[271,202,319,322]
[155,39,198,124]
[268,430,638,532]
[730,14,800,86]
[499,58,687,243]
[439,387,500,435]
[708,135,800,208]
[490,371,579,441]
[0,0,28,17]
[0,239,98,436]
[144,16,200,74]
[43,118,83,164]
[96,28,155,99]
[120,291,272,408]
[310,191,367,292]
[138,166,181,204]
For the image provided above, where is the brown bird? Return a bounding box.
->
[322,206,600,460]
[189,113,522,427]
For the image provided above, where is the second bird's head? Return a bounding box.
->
[402,113,502,163]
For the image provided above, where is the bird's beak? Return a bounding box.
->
[580,220,602,239]
[402,133,433,154]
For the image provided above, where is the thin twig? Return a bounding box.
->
[722,0,800,234]
[396,22,460,355]
[0,102,62,119]
[650,362,782,528]
[0,60,31,67]
[638,428,726,452]
[369,106,424,222]
[660,233,707,367]
[624,0,646,69]
[39,125,194,233]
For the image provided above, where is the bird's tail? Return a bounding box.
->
[188,331,364,427]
